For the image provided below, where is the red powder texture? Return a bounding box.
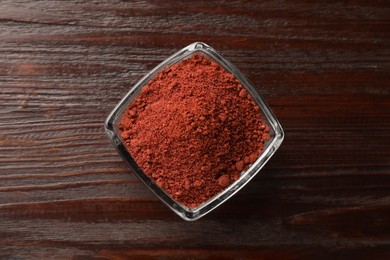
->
[119,54,270,208]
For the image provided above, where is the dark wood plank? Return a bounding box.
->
[0,0,389,258]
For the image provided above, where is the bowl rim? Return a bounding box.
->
[105,42,284,221]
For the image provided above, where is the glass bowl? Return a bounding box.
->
[105,42,284,221]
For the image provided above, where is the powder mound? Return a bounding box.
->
[119,54,270,208]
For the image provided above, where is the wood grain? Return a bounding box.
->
[0,0,389,258]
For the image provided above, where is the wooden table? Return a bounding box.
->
[1,1,389,258]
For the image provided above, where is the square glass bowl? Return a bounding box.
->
[105,42,284,221]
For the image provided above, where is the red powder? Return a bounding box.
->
[119,54,270,208]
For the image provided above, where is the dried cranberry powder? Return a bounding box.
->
[119,54,270,208]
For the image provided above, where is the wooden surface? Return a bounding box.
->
[1,0,389,259]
